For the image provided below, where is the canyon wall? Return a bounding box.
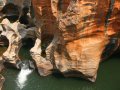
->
[31,0,120,82]
[0,0,120,82]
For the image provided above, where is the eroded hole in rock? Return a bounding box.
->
[1,3,19,16]
[0,35,9,46]
[62,70,87,79]
[22,38,35,48]
[3,15,19,23]
[41,34,54,58]
[101,37,119,60]
[104,0,115,35]
[19,7,30,25]
[0,3,19,23]
[1,3,19,20]
[0,37,11,68]
[1,3,31,25]
[58,0,70,13]
[18,38,35,61]
[3,62,16,69]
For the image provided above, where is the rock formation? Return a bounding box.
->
[0,0,120,82]
[0,57,5,90]
[0,75,5,90]
[0,0,36,65]
[31,0,120,82]
[0,18,36,65]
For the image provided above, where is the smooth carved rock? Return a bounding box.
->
[0,18,36,64]
[30,38,53,76]
[31,0,120,82]
[31,0,59,76]
[0,0,119,82]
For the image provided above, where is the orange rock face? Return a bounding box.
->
[108,0,120,35]
[31,0,120,82]
[0,0,119,82]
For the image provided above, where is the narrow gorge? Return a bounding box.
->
[0,0,120,90]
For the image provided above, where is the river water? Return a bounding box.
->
[0,47,120,90]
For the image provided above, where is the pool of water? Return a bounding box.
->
[1,47,120,90]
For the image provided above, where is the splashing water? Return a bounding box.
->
[16,64,33,90]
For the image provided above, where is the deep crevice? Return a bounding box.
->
[58,0,63,11]
[104,0,115,35]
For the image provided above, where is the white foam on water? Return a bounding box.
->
[16,67,33,89]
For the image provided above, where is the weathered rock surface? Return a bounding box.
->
[0,18,36,65]
[31,0,120,82]
[0,0,120,82]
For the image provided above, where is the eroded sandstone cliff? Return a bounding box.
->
[31,0,120,82]
[0,0,120,82]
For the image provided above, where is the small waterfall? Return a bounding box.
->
[16,62,33,90]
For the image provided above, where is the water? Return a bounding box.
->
[16,66,33,90]
[1,47,120,90]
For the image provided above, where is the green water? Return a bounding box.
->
[1,47,120,90]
